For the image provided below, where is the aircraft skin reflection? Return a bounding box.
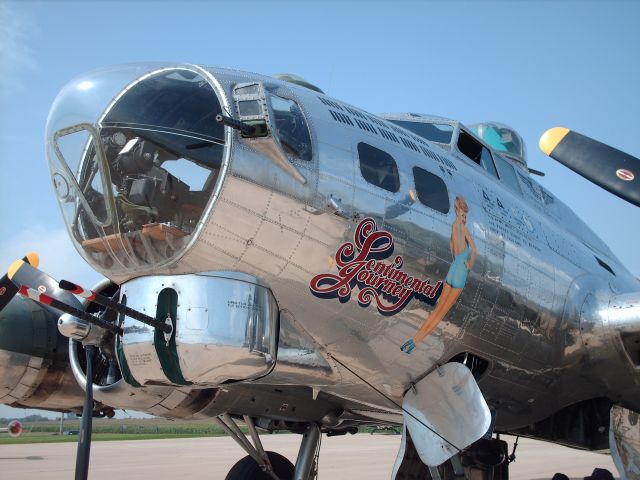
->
[401,195,477,353]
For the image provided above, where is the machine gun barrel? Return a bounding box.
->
[17,285,123,335]
[59,280,173,334]
[216,114,256,135]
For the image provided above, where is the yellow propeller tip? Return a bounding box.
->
[25,252,39,268]
[7,259,25,281]
[539,127,570,156]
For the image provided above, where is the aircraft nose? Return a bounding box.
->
[45,64,229,277]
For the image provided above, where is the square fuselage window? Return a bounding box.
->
[413,167,450,214]
[357,143,400,193]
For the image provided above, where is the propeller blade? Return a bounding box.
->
[75,345,95,480]
[539,127,640,207]
[4,257,99,477]
[0,253,39,313]
[7,259,84,312]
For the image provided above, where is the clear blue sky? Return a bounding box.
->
[1,1,639,419]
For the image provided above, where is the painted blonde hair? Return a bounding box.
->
[454,195,469,214]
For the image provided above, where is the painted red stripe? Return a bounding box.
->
[616,168,635,181]
[36,290,53,306]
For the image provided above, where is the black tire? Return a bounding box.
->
[225,451,295,480]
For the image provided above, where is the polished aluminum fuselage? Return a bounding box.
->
[80,65,638,431]
[30,65,640,430]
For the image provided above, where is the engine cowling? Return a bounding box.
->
[0,278,218,418]
[68,279,220,418]
[0,294,87,412]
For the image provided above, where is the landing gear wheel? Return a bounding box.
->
[225,451,294,480]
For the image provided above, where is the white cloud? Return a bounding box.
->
[0,224,103,287]
[0,3,37,97]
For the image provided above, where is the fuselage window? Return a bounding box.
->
[270,95,313,161]
[412,166,450,214]
[357,143,400,193]
[457,130,498,178]
[494,154,522,195]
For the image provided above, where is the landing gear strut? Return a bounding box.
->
[393,430,509,480]
[217,415,322,480]
[293,424,321,480]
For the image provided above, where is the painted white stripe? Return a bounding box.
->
[26,289,40,301]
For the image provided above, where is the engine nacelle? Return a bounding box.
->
[69,279,221,417]
[118,272,278,388]
[569,275,640,412]
[69,338,220,417]
[0,295,87,412]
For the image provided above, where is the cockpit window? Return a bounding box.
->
[479,147,498,178]
[388,120,454,144]
[457,130,498,178]
[270,95,312,161]
[494,154,522,195]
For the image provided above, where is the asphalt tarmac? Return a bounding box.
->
[0,434,618,479]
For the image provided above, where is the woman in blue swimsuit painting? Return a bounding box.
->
[401,195,477,354]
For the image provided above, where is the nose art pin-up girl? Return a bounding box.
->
[401,195,476,354]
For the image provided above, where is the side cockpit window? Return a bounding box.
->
[270,95,312,161]
[413,167,450,214]
[457,130,499,178]
[388,119,454,144]
[494,154,522,195]
[358,143,400,193]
